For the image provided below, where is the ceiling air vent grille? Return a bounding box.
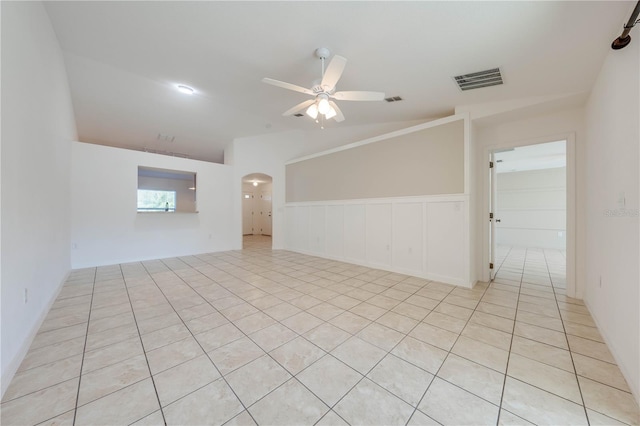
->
[454,68,503,91]
[385,96,403,102]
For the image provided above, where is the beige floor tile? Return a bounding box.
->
[153,354,221,406]
[391,336,447,375]
[82,336,143,374]
[438,354,504,405]
[409,322,458,351]
[349,302,388,321]
[234,311,276,334]
[183,311,228,334]
[375,311,419,333]
[303,323,351,352]
[586,408,627,425]
[75,378,160,425]
[331,336,387,375]
[419,377,499,425]
[250,323,298,352]
[507,353,581,403]
[329,311,372,334]
[434,302,473,321]
[451,335,509,373]
[3,355,82,401]
[220,302,260,321]
[356,322,404,351]
[334,379,414,426]
[85,323,139,351]
[423,311,467,334]
[307,302,346,321]
[297,355,362,407]
[316,410,350,426]
[249,378,330,424]
[516,309,564,332]
[367,354,434,406]
[407,409,441,425]
[225,410,258,426]
[578,376,640,425]
[281,311,324,334]
[226,355,291,407]
[567,334,615,364]
[469,311,514,333]
[564,322,604,342]
[561,310,597,327]
[18,336,85,373]
[263,302,302,321]
[391,302,431,321]
[573,353,631,392]
[501,377,587,425]
[510,335,574,372]
[328,294,363,310]
[513,322,568,350]
[0,378,79,425]
[476,301,516,320]
[498,409,535,425]
[162,378,244,425]
[209,336,265,375]
[442,294,479,310]
[462,322,512,351]
[194,323,244,352]
[30,323,87,351]
[130,409,166,425]
[77,353,149,406]
[269,336,326,375]
[146,336,204,374]
[289,295,323,310]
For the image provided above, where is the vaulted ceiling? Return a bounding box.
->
[44,1,632,163]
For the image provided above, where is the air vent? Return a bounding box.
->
[293,113,304,117]
[454,68,503,91]
[157,133,175,142]
[384,96,403,103]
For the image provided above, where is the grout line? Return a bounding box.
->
[120,264,168,426]
[72,267,97,426]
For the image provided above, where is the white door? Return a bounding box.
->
[242,193,254,235]
[260,192,272,236]
[489,153,498,280]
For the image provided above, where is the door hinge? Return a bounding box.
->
[489,263,494,269]
[489,161,494,168]
[489,212,494,219]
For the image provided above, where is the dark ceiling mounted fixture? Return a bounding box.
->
[611,1,640,50]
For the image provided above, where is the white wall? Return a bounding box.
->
[70,142,235,268]
[583,38,639,403]
[472,107,585,295]
[1,2,78,396]
[496,167,566,250]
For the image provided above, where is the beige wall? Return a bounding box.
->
[286,120,464,202]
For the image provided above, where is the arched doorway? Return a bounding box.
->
[241,173,273,248]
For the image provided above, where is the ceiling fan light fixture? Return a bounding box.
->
[324,106,337,120]
[176,84,194,95]
[317,97,330,115]
[306,103,319,119]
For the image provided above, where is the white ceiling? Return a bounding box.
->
[44,1,633,163]
[495,140,566,173]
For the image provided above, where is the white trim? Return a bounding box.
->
[285,114,467,165]
[481,133,577,297]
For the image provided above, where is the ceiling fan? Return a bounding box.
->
[262,47,385,125]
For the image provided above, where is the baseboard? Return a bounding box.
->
[1,270,70,399]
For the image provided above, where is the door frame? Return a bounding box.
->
[481,132,577,297]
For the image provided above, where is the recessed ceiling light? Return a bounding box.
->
[176,85,194,95]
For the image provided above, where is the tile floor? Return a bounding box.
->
[1,237,638,425]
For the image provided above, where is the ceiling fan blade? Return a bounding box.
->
[262,78,314,95]
[321,55,347,90]
[332,91,385,101]
[282,99,315,116]
[329,101,345,122]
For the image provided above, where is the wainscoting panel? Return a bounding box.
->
[285,195,471,287]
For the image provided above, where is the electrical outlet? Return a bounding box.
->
[24,288,28,304]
